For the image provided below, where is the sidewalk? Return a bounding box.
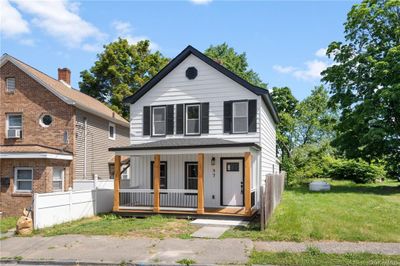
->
[1,235,399,265]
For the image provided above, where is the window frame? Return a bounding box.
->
[52,167,64,192]
[121,166,130,180]
[14,167,33,193]
[185,103,201,136]
[108,122,116,140]
[151,106,167,137]
[6,77,16,93]
[39,114,53,128]
[150,161,167,189]
[185,162,198,190]
[6,113,22,138]
[232,101,248,134]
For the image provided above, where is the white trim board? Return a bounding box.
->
[0,152,73,160]
[114,146,255,156]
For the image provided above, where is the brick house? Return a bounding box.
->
[0,54,130,216]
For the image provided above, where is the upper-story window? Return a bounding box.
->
[39,114,53,127]
[232,101,248,133]
[7,113,22,138]
[109,122,116,140]
[152,106,166,136]
[186,104,200,135]
[6,78,16,93]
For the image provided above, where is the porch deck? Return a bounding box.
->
[114,206,257,219]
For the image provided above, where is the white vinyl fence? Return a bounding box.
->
[73,178,114,191]
[33,189,113,229]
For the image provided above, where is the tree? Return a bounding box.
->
[295,86,337,146]
[204,43,267,88]
[321,0,400,176]
[79,39,169,118]
[271,87,298,157]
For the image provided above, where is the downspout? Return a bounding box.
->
[84,117,87,179]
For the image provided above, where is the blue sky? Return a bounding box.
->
[1,0,356,100]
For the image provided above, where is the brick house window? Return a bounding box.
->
[52,167,64,192]
[14,167,33,192]
[6,78,15,93]
[6,113,22,138]
[108,122,116,140]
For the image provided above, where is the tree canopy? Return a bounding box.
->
[322,0,400,175]
[204,43,267,88]
[79,39,169,119]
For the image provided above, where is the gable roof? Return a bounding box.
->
[124,45,279,123]
[0,54,129,127]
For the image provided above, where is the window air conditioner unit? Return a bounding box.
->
[8,129,21,138]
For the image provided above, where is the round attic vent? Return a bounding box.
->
[186,67,198,80]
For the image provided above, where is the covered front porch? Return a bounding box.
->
[110,139,260,218]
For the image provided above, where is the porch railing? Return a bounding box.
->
[119,189,198,210]
[160,189,198,209]
[119,189,154,209]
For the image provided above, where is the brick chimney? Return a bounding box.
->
[58,68,71,85]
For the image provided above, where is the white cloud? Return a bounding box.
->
[0,0,29,37]
[190,0,213,4]
[293,60,329,80]
[273,65,296,74]
[112,20,159,51]
[315,48,327,58]
[10,0,105,48]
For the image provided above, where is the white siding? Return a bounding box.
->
[129,153,248,208]
[130,54,260,144]
[260,99,278,179]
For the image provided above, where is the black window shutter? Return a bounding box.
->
[166,105,174,135]
[248,99,257,132]
[143,106,150,136]
[176,104,184,134]
[201,102,209,134]
[223,101,232,133]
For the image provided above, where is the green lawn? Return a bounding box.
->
[36,214,196,239]
[0,216,18,233]
[250,250,400,266]
[224,180,400,242]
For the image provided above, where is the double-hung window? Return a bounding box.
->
[14,167,33,192]
[6,78,16,93]
[232,101,248,133]
[185,104,200,135]
[152,106,166,136]
[7,114,22,138]
[185,162,198,190]
[52,167,64,192]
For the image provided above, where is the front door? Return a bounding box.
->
[222,159,244,206]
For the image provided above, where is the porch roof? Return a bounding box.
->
[109,138,260,155]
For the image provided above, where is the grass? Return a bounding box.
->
[224,180,400,242]
[35,214,196,239]
[176,258,196,265]
[249,250,400,266]
[0,216,18,233]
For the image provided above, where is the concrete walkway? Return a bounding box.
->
[1,235,400,265]
[0,235,253,265]
[254,241,400,255]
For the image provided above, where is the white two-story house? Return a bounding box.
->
[110,45,279,218]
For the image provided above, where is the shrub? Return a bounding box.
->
[327,159,386,184]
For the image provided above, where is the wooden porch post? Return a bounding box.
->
[197,153,204,214]
[153,154,160,213]
[244,152,252,216]
[113,155,121,212]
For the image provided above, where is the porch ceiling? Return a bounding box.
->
[109,138,260,155]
